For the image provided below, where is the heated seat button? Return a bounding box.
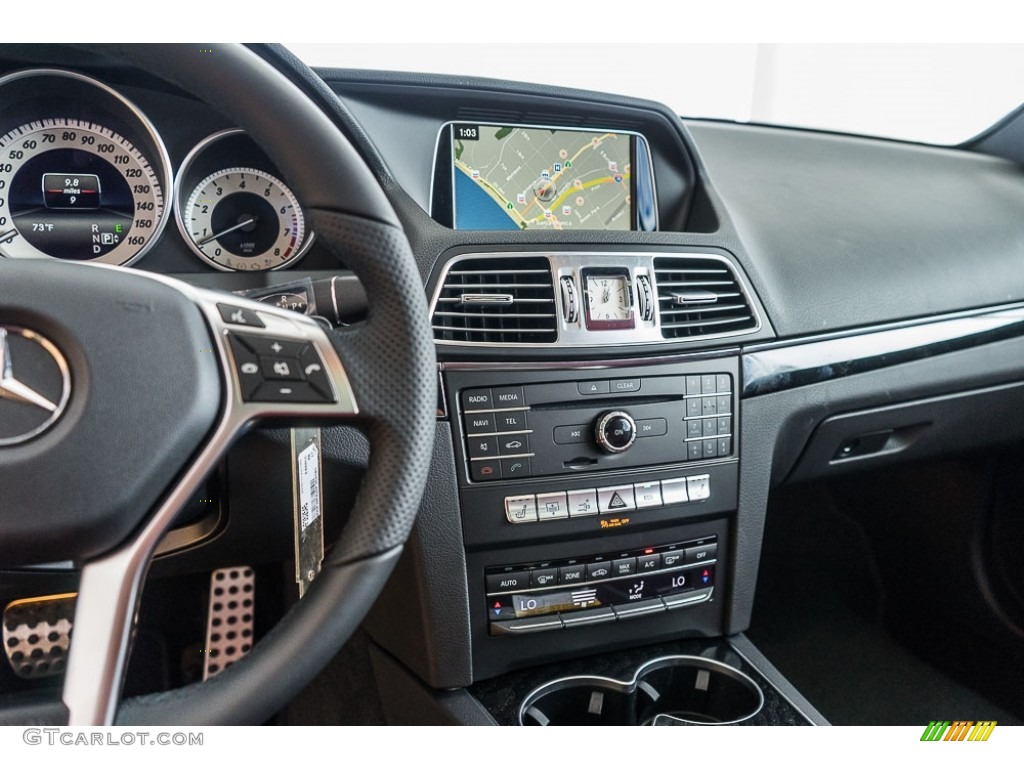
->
[504,494,536,523]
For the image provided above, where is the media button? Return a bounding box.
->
[492,386,525,408]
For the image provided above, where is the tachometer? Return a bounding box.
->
[0,118,165,264]
[181,166,307,271]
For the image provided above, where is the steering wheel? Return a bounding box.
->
[0,44,436,725]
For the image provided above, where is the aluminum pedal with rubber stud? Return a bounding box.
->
[3,593,76,679]
[202,566,255,680]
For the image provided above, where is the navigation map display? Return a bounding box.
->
[451,123,634,231]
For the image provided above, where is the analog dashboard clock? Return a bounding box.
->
[582,268,635,330]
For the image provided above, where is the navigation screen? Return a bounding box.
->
[451,123,633,231]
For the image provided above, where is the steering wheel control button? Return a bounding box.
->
[251,381,325,403]
[633,482,663,509]
[461,388,493,411]
[504,494,538,524]
[687,474,711,501]
[595,411,636,454]
[598,484,636,513]
[578,379,609,396]
[567,488,598,517]
[661,478,690,505]
[216,303,264,328]
[492,386,525,409]
[536,491,569,521]
[260,356,302,381]
[0,326,72,446]
[227,336,262,399]
[237,335,305,359]
[297,345,334,399]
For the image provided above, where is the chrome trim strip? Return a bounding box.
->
[440,347,741,372]
[429,251,761,349]
[61,264,358,725]
[742,304,1024,397]
[726,635,823,726]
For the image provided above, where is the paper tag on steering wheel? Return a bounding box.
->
[291,427,324,598]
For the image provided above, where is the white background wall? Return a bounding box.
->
[287,43,1024,145]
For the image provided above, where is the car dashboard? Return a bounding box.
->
[2,43,1024,727]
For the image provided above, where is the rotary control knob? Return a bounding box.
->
[595,410,637,454]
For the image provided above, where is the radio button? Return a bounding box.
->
[504,495,537,524]
[633,482,663,509]
[536,492,569,520]
[578,380,610,396]
[486,570,530,593]
[687,474,711,501]
[465,412,496,434]
[598,484,636,513]
[492,386,526,408]
[661,478,689,505]
[554,425,588,444]
[567,488,598,517]
[461,388,493,411]
[558,564,586,583]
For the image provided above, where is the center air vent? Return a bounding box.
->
[432,257,557,345]
[654,256,758,339]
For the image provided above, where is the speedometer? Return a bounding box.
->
[0,69,172,266]
[0,119,165,264]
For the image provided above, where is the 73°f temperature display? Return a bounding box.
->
[0,118,165,264]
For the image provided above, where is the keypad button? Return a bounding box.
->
[701,375,717,394]
[716,374,732,392]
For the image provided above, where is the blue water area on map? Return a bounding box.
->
[454,169,520,230]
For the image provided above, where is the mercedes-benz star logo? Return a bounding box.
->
[0,326,71,446]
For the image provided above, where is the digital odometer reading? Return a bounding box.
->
[451,123,633,232]
[0,118,165,264]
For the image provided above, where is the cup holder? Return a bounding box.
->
[519,655,764,726]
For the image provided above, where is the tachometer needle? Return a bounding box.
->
[198,218,256,246]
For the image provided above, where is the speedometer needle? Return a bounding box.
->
[198,218,256,246]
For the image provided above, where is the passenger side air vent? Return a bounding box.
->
[654,256,758,339]
[432,257,557,345]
